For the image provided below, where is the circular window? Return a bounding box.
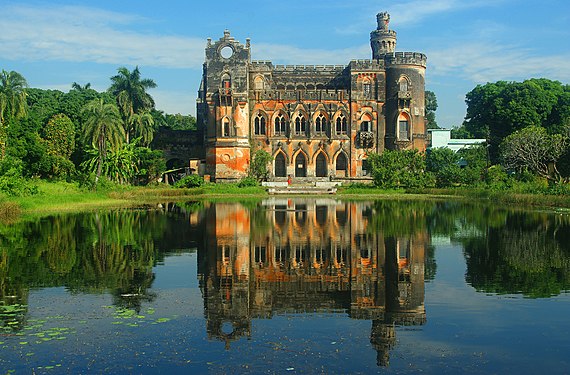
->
[220,46,233,59]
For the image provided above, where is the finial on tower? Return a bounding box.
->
[377,12,390,31]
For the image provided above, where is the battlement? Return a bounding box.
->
[273,64,347,72]
[349,59,385,70]
[385,52,427,67]
[370,29,397,37]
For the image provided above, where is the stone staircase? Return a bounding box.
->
[263,181,340,195]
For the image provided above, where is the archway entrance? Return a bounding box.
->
[295,153,306,177]
[316,153,327,177]
[274,153,286,177]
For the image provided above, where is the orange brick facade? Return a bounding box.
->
[197,12,427,182]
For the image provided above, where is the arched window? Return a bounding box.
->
[335,113,347,135]
[398,113,410,140]
[399,77,409,92]
[363,79,372,99]
[360,114,372,132]
[254,76,264,90]
[222,117,230,137]
[254,113,266,135]
[274,113,287,136]
[221,73,231,89]
[294,113,306,136]
[336,153,347,173]
[315,113,327,136]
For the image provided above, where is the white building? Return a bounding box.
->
[427,129,486,152]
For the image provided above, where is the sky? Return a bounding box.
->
[1,0,569,129]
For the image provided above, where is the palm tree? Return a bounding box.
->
[128,112,155,146]
[71,82,92,92]
[81,98,125,182]
[108,66,157,143]
[0,70,28,158]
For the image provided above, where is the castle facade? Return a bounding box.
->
[197,12,427,182]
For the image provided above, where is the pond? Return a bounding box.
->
[1,199,569,373]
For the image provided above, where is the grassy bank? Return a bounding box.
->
[2,180,570,222]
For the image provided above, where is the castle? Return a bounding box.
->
[197,12,427,182]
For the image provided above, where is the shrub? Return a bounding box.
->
[174,174,204,188]
[238,176,259,187]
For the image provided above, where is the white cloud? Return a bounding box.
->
[0,4,205,69]
[427,43,570,83]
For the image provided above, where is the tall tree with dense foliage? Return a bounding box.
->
[500,125,568,183]
[462,79,569,161]
[0,70,28,158]
[81,99,124,182]
[108,66,157,143]
[425,90,439,129]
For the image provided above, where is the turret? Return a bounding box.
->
[370,12,397,58]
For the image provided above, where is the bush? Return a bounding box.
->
[238,176,259,187]
[368,150,435,189]
[174,174,204,188]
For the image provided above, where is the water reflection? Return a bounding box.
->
[198,199,427,366]
[1,199,570,370]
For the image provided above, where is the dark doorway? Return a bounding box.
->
[295,153,306,177]
[316,153,327,177]
[275,153,286,177]
[336,153,348,177]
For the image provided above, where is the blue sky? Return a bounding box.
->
[1,0,569,128]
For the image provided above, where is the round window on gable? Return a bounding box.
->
[220,45,234,59]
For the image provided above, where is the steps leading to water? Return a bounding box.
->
[263,181,340,195]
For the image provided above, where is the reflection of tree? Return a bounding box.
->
[464,212,570,297]
[0,206,204,325]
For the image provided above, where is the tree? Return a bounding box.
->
[249,148,272,181]
[81,99,124,182]
[71,82,92,92]
[368,149,435,189]
[108,66,157,143]
[425,90,439,129]
[0,70,28,158]
[127,112,155,146]
[425,147,461,187]
[500,125,568,183]
[42,113,75,158]
[463,79,566,161]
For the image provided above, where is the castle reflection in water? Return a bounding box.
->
[197,199,427,366]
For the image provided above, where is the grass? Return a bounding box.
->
[2,180,570,222]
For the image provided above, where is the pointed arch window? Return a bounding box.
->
[315,113,327,136]
[335,113,347,135]
[254,113,266,135]
[274,113,287,136]
[294,113,307,136]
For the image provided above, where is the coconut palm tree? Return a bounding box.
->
[108,66,157,143]
[81,98,125,182]
[0,70,28,158]
[0,69,28,125]
[71,82,92,92]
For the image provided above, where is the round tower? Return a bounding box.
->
[370,12,397,58]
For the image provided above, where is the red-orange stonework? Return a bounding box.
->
[197,12,427,182]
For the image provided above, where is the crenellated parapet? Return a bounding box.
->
[385,52,427,68]
[349,59,386,71]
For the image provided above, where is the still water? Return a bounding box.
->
[1,199,569,374]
